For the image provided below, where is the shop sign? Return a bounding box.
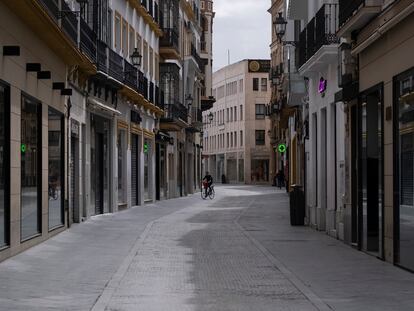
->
[278,144,286,153]
[71,120,80,138]
[319,77,327,97]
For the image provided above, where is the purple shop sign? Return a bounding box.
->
[319,77,327,94]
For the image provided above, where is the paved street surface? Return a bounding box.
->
[1,186,414,311]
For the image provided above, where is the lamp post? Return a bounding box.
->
[130,48,142,69]
[273,12,297,46]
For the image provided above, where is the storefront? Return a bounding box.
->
[395,68,414,271]
[0,81,9,248]
[117,121,128,209]
[90,114,111,215]
[131,131,140,206]
[48,108,64,230]
[143,137,152,202]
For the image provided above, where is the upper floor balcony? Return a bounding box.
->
[337,0,383,37]
[4,0,97,74]
[298,3,340,74]
[160,28,180,59]
[190,43,204,70]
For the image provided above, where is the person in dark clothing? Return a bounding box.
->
[276,170,285,189]
[203,172,213,196]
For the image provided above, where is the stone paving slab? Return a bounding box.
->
[1,185,414,310]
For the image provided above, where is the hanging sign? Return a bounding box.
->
[278,144,286,153]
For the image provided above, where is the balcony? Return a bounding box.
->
[160,28,180,59]
[97,41,108,74]
[338,0,383,37]
[149,81,155,103]
[123,59,138,90]
[160,101,189,131]
[298,4,339,74]
[191,44,204,70]
[108,49,124,83]
[201,96,215,111]
[186,107,203,133]
[4,0,96,73]
[80,18,97,63]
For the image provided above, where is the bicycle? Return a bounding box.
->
[201,182,215,200]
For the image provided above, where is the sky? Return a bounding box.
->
[212,0,271,72]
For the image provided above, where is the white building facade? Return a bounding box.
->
[203,60,272,185]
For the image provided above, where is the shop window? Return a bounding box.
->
[48,108,64,230]
[21,94,42,240]
[255,130,265,145]
[0,82,9,247]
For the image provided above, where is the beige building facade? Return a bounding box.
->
[203,60,272,184]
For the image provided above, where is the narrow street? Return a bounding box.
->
[0,186,414,311]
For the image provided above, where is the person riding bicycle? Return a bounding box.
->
[202,172,213,197]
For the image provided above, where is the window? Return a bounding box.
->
[226,108,229,122]
[143,41,148,74]
[129,26,135,58]
[0,82,9,247]
[48,107,64,229]
[149,47,154,78]
[255,130,265,145]
[261,78,268,92]
[122,19,128,55]
[253,78,259,91]
[234,107,237,121]
[21,94,42,240]
[154,53,159,81]
[227,133,229,147]
[255,104,266,120]
[230,132,233,147]
[114,13,121,52]
[240,105,243,121]
[240,130,243,147]
[230,107,233,122]
[234,131,237,147]
[239,79,244,92]
[107,9,113,45]
[136,33,142,55]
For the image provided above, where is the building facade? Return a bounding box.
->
[0,0,215,263]
[203,60,272,184]
[337,0,414,270]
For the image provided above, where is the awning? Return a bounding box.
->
[87,97,121,116]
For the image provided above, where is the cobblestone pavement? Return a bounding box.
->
[1,186,414,311]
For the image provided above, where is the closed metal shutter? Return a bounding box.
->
[131,134,138,205]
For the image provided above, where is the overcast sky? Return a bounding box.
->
[212,0,271,72]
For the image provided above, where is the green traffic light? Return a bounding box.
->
[21,144,26,153]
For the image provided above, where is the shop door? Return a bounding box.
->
[95,134,104,215]
[70,138,78,223]
[131,134,138,206]
[358,87,383,255]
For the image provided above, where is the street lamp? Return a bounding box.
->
[273,12,287,43]
[186,94,193,108]
[208,111,214,123]
[130,48,142,69]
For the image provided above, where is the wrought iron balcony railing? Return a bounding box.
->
[61,0,77,44]
[160,28,179,51]
[339,0,364,27]
[191,44,203,69]
[108,48,124,82]
[149,81,155,103]
[124,59,138,90]
[298,4,339,68]
[163,102,188,123]
[80,17,97,63]
[97,40,108,73]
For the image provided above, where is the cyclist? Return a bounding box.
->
[202,171,213,197]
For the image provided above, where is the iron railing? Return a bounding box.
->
[124,59,138,90]
[60,1,77,44]
[149,81,154,103]
[191,43,203,69]
[164,102,188,122]
[297,4,339,68]
[97,40,108,73]
[108,48,124,82]
[339,0,365,27]
[160,28,179,51]
[39,0,58,20]
[80,17,97,63]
